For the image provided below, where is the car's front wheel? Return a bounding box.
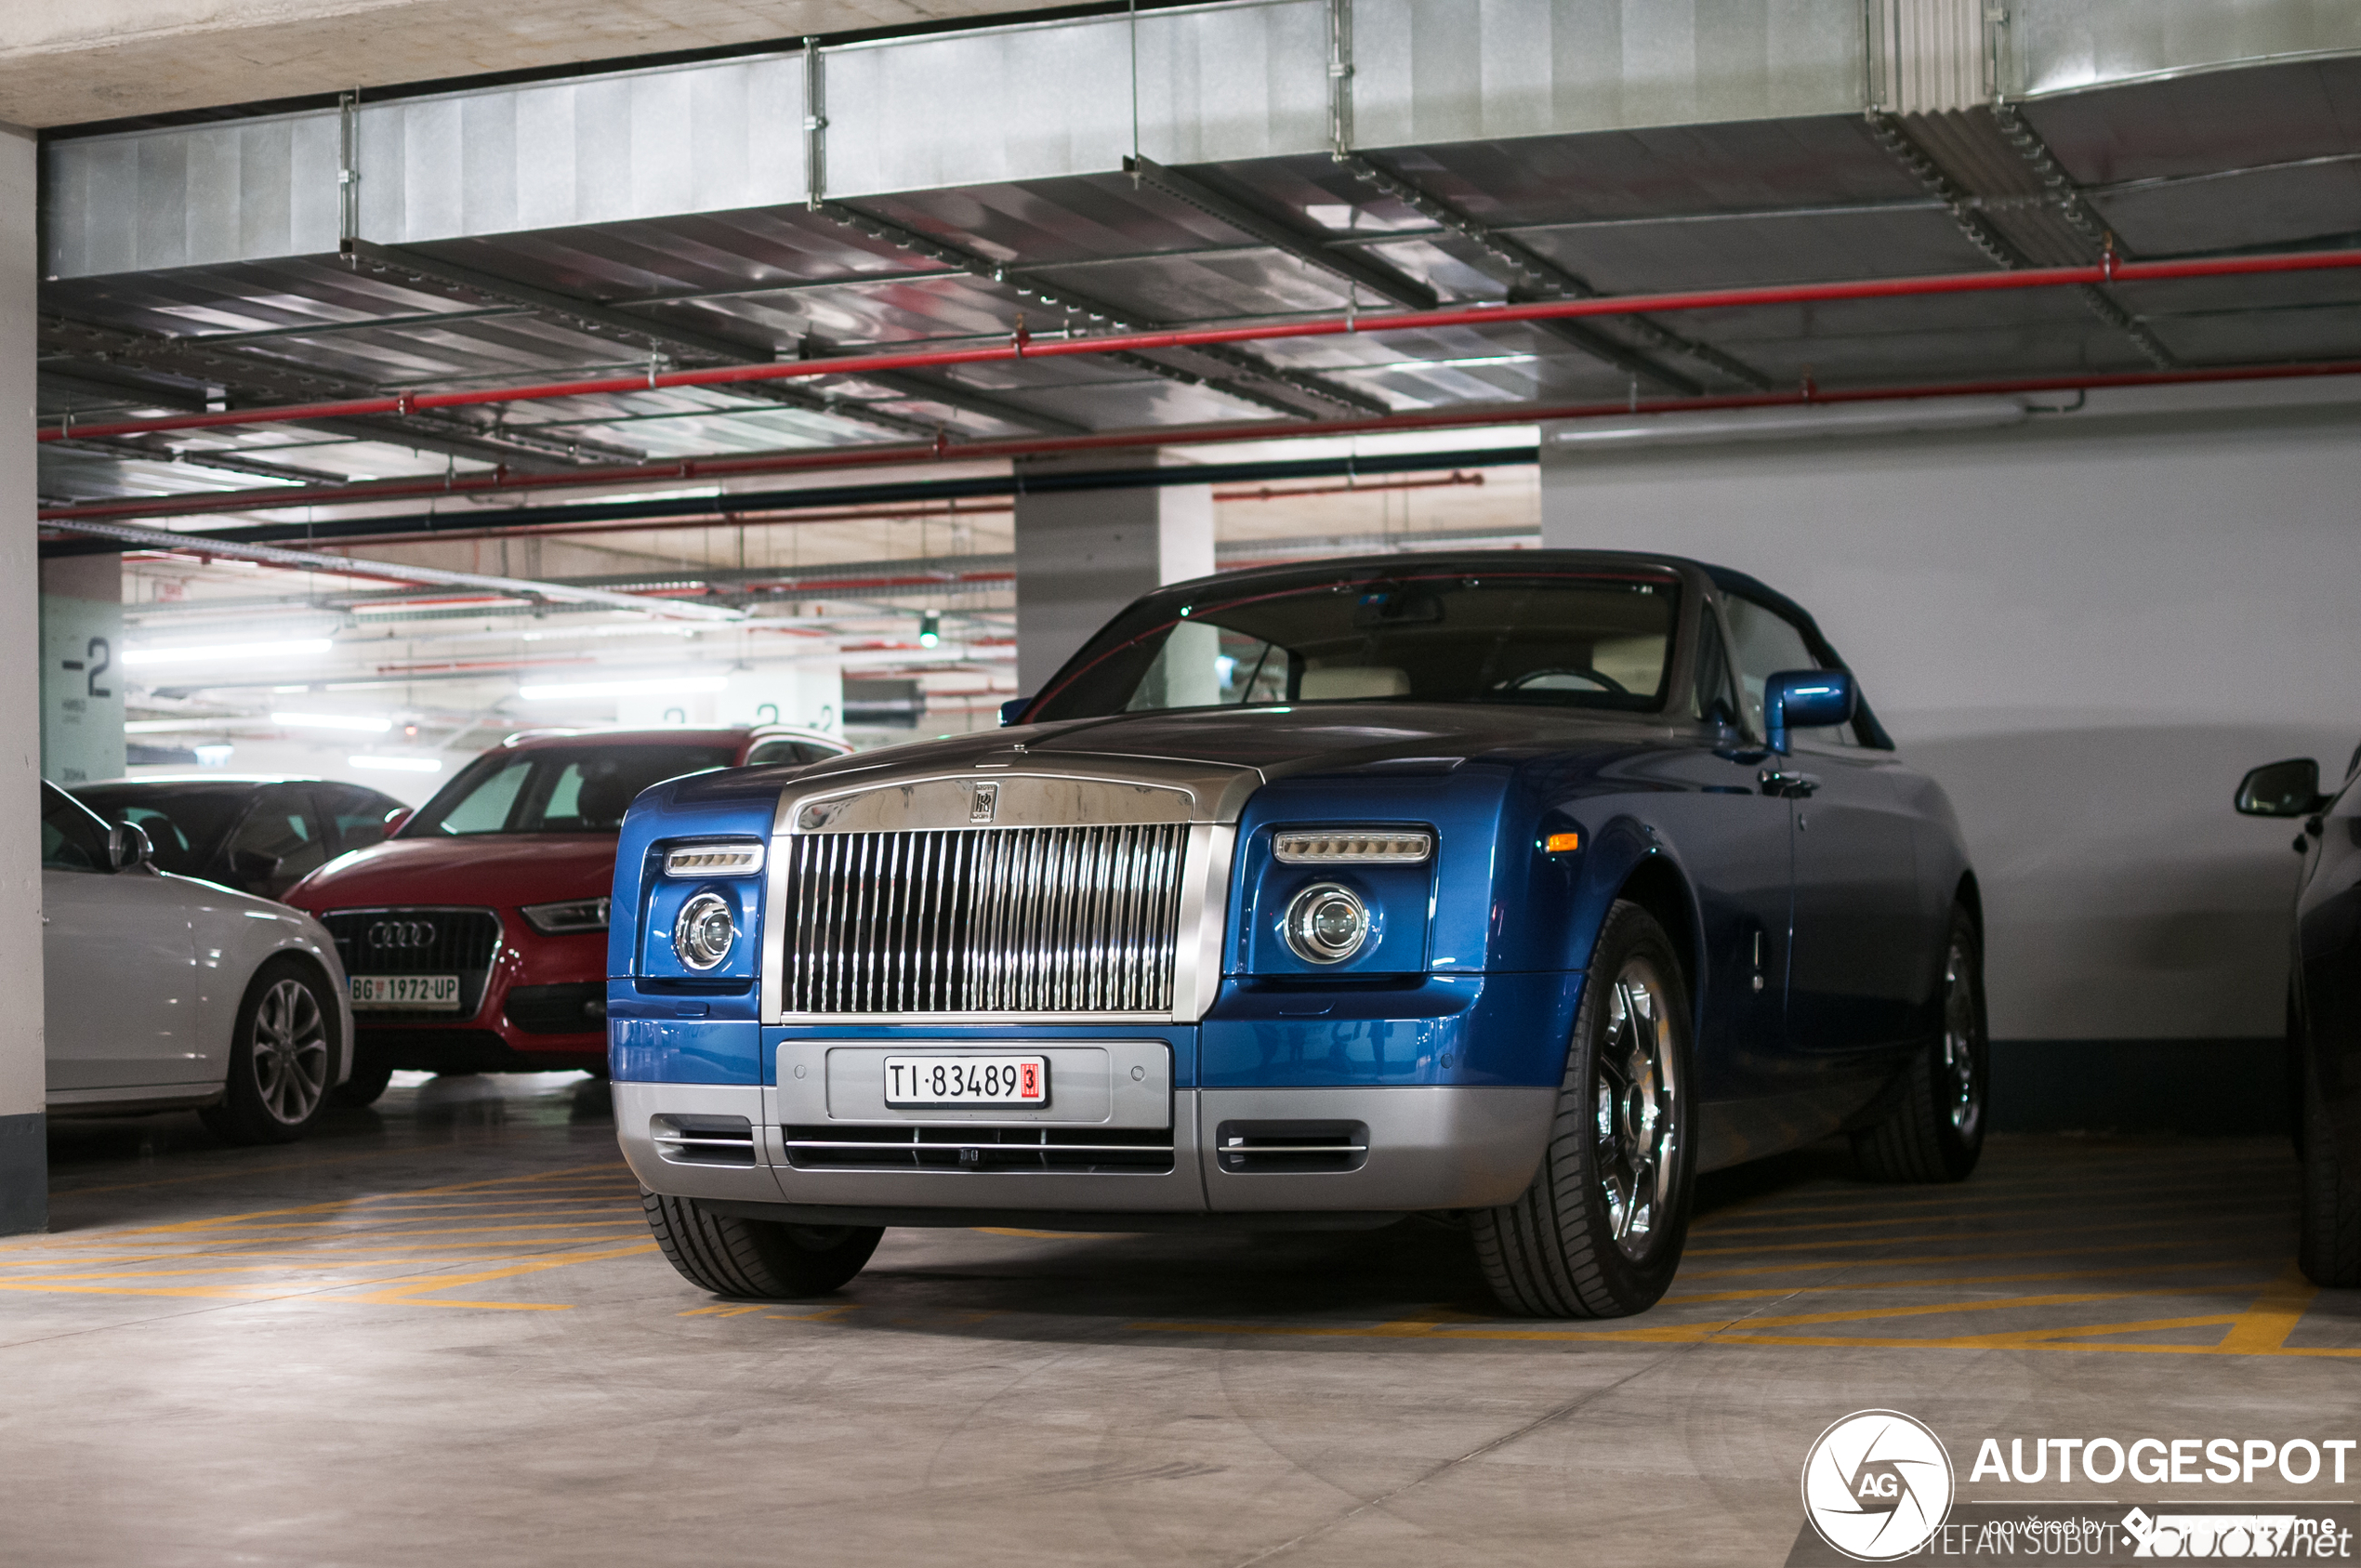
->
[642,1191,882,1298]
[1472,900,1695,1318]
[200,958,336,1145]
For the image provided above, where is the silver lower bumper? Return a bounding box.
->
[614,1080,1555,1218]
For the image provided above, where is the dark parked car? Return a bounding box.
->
[73,776,408,902]
[611,551,1986,1318]
[285,725,851,1108]
[2236,742,2361,1285]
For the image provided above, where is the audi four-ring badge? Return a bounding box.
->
[609,551,1989,1317]
[284,724,850,1107]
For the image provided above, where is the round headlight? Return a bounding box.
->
[673,891,736,970]
[1284,882,1370,965]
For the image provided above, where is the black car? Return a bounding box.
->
[73,776,408,903]
[2236,743,2361,1285]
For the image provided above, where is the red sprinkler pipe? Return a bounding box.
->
[40,244,2361,448]
[38,355,2361,529]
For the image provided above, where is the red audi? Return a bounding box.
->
[285,725,848,1105]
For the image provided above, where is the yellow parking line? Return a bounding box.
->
[1682,1208,2280,1258]
[109,1162,630,1236]
[2215,1263,2318,1353]
[1662,1256,2271,1303]
[1679,1236,2269,1278]
[145,1220,646,1240]
[1695,1166,2289,1226]
[1693,1191,2273,1238]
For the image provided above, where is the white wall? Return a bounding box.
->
[0,122,46,1231]
[1541,388,2361,1042]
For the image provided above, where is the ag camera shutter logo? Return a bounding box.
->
[1802,1410,1956,1561]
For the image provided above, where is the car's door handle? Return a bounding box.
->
[1759,770,1821,799]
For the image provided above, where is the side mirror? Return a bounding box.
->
[999,696,1034,727]
[382,806,414,839]
[1762,669,1856,756]
[2236,758,2324,818]
[106,822,154,872]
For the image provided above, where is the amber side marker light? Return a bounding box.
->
[1544,831,1582,853]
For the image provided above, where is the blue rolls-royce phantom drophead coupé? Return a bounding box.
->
[608,551,1985,1319]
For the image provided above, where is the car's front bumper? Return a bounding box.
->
[614,1077,1555,1220]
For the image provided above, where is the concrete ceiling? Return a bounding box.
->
[0,0,1078,128]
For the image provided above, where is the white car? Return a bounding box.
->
[41,782,353,1143]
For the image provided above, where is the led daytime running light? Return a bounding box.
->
[663,842,766,878]
[1273,830,1433,864]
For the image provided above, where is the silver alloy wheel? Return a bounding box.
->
[1593,956,1679,1260]
[1940,942,1980,1134]
[251,977,330,1125]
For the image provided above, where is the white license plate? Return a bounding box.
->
[883,1055,1049,1108]
[350,974,461,1011]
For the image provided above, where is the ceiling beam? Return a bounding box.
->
[1335,153,1764,394]
[340,237,1085,440]
[1123,155,1440,310]
[813,200,1389,419]
[1863,112,2179,371]
[44,515,746,622]
[38,316,644,471]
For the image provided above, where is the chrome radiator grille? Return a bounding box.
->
[780,825,1188,1014]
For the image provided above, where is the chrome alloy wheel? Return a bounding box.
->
[1594,957,1680,1260]
[1939,941,1981,1136]
[250,978,330,1125]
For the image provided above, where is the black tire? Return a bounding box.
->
[2298,1055,2361,1286]
[330,1061,395,1109]
[200,957,337,1146]
[1472,900,1696,1318]
[1853,904,1987,1183]
[642,1190,882,1298]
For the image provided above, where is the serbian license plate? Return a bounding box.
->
[883,1055,1049,1108]
[350,974,461,1011]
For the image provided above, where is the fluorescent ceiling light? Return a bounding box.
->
[517,675,730,700]
[125,718,225,733]
[123,638,333,668]
[350,754,442,773]
[1545,397,2029,451]
[520,624,703,642]
[350,597,529,615]
[272,711,391,732]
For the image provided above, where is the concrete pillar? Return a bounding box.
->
[39,551,123,785]
[0,121,46,1233]
[1012,455,1214,697]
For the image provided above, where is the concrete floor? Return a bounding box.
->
[5,1075,2355,1567]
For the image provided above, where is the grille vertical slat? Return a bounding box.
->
[780,825,1187,1014]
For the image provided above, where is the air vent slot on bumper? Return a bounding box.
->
[1215,1121,1369,1175]
[651,1114,757,1166]
[783,1124,1173,1174]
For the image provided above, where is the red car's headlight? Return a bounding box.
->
[521,898,610,935]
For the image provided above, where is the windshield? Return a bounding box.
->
[1031,570,1681,722]
[74,785,250,876]
[403,744,736,837]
